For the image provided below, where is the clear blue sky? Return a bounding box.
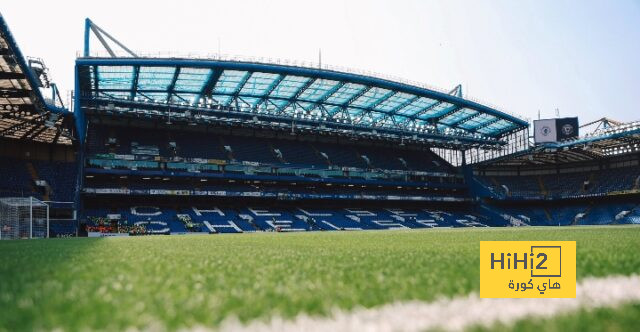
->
[3,0,639,125]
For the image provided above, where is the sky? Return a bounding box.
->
[3,0,640,125]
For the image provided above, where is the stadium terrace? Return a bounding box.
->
[0,15,639,240]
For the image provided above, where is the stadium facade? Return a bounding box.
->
[1,14,639,238]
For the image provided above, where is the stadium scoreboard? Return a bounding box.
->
[534,117,579,143]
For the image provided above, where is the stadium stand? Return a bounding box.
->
[85,124,456,173]
[477,164,640,200]
[0,14,77,238]
[32,161,77,201]
[0,158,34,198]
[82,204,498,235]
[2,14,639,239]
[485,201,640,226]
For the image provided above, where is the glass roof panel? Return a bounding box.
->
[269,75,310,99]
[237,96,261,109]
[458,113,497,130]
[324,83,366,105]
[350,87,392,108]
[137,66,176,91]
[373,92,414,112]
[370,111,388,122]
[440,108,478,125]
[297,79,340,102]
[477,119,516,135]
[213,70,249,95]
[294,101,313,110]
[175,67,211,93]
[96,66,134,90]
[239,72,280,97]
[265,99,289,112]
[82,62,528,142]
[395,97,438,116]
[416,102,455,119]
[437,123,451,132]
[323,104,341,115]
[347,107,364,117]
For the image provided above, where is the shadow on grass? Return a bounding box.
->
[0,237,104,331]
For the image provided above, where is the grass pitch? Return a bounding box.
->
[0,226,639,331]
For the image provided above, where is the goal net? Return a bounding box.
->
[0,197,49,240]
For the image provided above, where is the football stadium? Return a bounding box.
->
[1,5,639,332]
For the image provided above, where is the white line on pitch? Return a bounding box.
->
[207,274,640,332]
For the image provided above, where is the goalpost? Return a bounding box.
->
[0,197,49,240]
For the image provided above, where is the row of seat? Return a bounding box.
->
[83,206,493,234]
[0,158,76,202]
[37,201,640,238]
[478,166,640,199]
[0,158,32,197]
[86,125,451,173]
[487,203,640,226]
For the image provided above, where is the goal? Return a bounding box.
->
[0,197,49,240]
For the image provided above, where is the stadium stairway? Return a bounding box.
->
[309,145,332,167]
[582,173,596,194]
[489,177,508,197]
[469,211,499,227]
[477,204,528,226]
[571,206,592,226]
[537,176,548,197]
[294,214,324,230]
[26,162,49,200]
[270,144,286,164]
[33,161,77,202]
[623,205,640,224]
[455,215,489,227]
[544,208,553,223]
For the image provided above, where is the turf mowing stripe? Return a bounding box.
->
[212,274,640,332]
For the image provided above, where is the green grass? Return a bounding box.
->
[470,303,640,332]
[0,226,639,331]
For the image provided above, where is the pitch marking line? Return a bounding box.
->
[208,274,640,332]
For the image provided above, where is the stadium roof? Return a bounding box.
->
[76,56,528,146]
[75,18,529,149]
[0,14,73,144]
[478,120,640,166]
